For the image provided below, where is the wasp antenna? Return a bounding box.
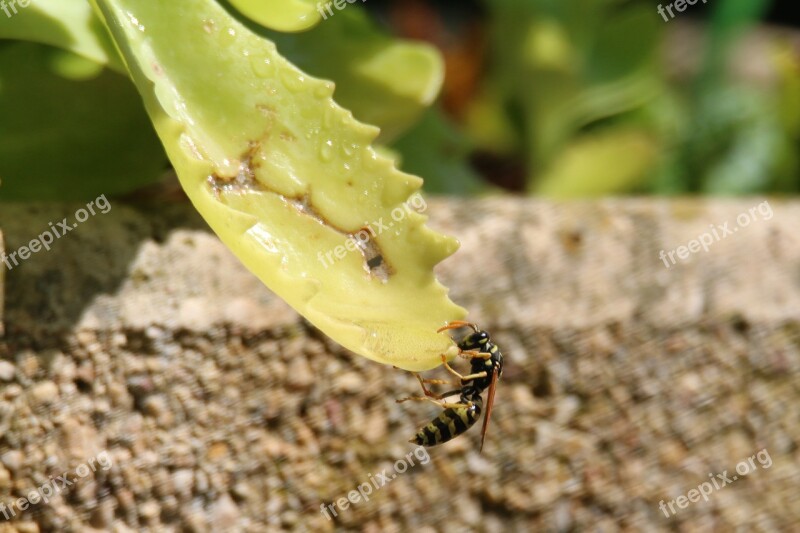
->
[437,321,479,333]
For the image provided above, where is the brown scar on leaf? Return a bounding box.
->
[256,103,277,118]
[280,130,297,142]
[353,231,393,281]
[207,145,395,281]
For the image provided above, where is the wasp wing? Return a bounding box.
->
[479,366,499,452]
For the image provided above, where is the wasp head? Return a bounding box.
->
[459,329,491,351]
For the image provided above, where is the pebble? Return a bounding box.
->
[333,372,363,394]
[139,499,161,519]
[29,380,59,406]
[553,395,581,425]
[0,360,15,381]
[0,464,11,489]
[14,522,40,533]
[286,356,314,389]
[75,361,96,386]
[172,469,194,499]
[1,450,24,471]
[3,383,22,399]
[18,352,39,379]
[211,494,240,530]
[206,442,229,462]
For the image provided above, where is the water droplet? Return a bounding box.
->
[304,127,320,141]
[249,56,273,78]
[322,104,337,128]
[314,82,335,99]
[125,11,146,32]
[219,27,236,46]
[320,140,334,162]
[362,148,381,171]
[281,70,306,93]
[246,224,279,254]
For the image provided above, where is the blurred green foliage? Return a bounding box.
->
[0,0,443,200]
[0,0,797,200]
[454,0,799,196]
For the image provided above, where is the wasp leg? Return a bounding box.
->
[440,354,488,382]
[459,349,491,360]
[420,378,460,386]
[411,374,459,399]
[395,396,473,409]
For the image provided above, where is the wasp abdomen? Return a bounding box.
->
[410,395,483,447]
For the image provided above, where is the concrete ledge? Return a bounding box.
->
[0,198,797,531]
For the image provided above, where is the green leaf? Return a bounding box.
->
[228,0,322,33]
[535,128,658,197]
[478,0,662,189]
[261,8,444,142]
[89,0,465,370]
[0,0,123,71]
[2,0,441,148]
[393,108,487,195]
[0,42,167,201]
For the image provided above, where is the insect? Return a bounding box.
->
[396,321,503,451]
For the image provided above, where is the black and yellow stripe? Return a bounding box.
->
[410,395,483,446]
[404,323,504,449]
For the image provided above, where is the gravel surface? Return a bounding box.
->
[0,199,798,532]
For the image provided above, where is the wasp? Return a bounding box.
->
[396,321,503,452]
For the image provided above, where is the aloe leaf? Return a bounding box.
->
[1,1,439,143]
[228,0,322,33]
[534,128,658,197]
[0,0,123,71]
[0,42,167,201]
[261,8,444,142]
[89,0,465,370]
